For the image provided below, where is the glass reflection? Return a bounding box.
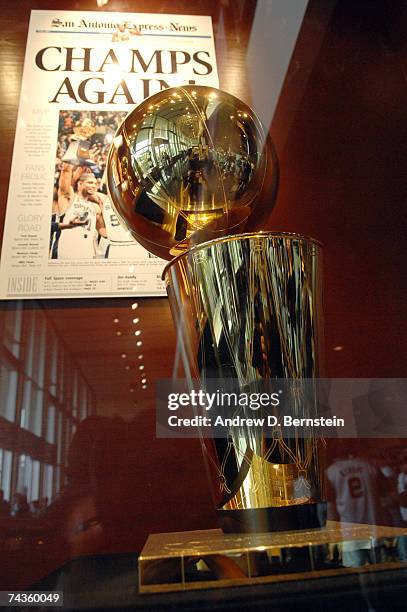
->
[0,301,95,588]
[2,303,407,595]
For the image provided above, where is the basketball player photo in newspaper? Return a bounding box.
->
[51,109,137,261]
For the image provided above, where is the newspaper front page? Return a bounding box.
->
[0,10,219,299]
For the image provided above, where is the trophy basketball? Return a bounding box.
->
[62,117,96,166]
[107,86,326,533]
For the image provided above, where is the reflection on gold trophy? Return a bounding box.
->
[107,86,326,532]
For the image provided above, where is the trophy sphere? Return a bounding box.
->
[107,85,278,260]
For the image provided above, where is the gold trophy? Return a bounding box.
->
[62,117,96,166]
[107,86,326,532]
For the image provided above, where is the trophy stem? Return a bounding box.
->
[164,231,326,533]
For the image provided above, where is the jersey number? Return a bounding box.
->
[110,214,120,227]
[348,476,363,498]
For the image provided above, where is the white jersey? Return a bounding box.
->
[101,196,134,243]
[326,457,381,524]
[100,195,144,259]
[57,197,101,259]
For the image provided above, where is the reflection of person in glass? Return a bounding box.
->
[326,442,388,568]
[11,493,30,518]
[0,489,10,516]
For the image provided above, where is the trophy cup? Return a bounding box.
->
[107,86,326,533]
[62,117,96,166]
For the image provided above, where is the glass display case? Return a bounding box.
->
[0,1,407,610]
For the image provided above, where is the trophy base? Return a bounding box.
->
[139,521,407,593]
[217,502,327,533]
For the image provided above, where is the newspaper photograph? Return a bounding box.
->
[0,10,219,299]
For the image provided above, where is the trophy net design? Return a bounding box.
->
[107,85,326,533]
